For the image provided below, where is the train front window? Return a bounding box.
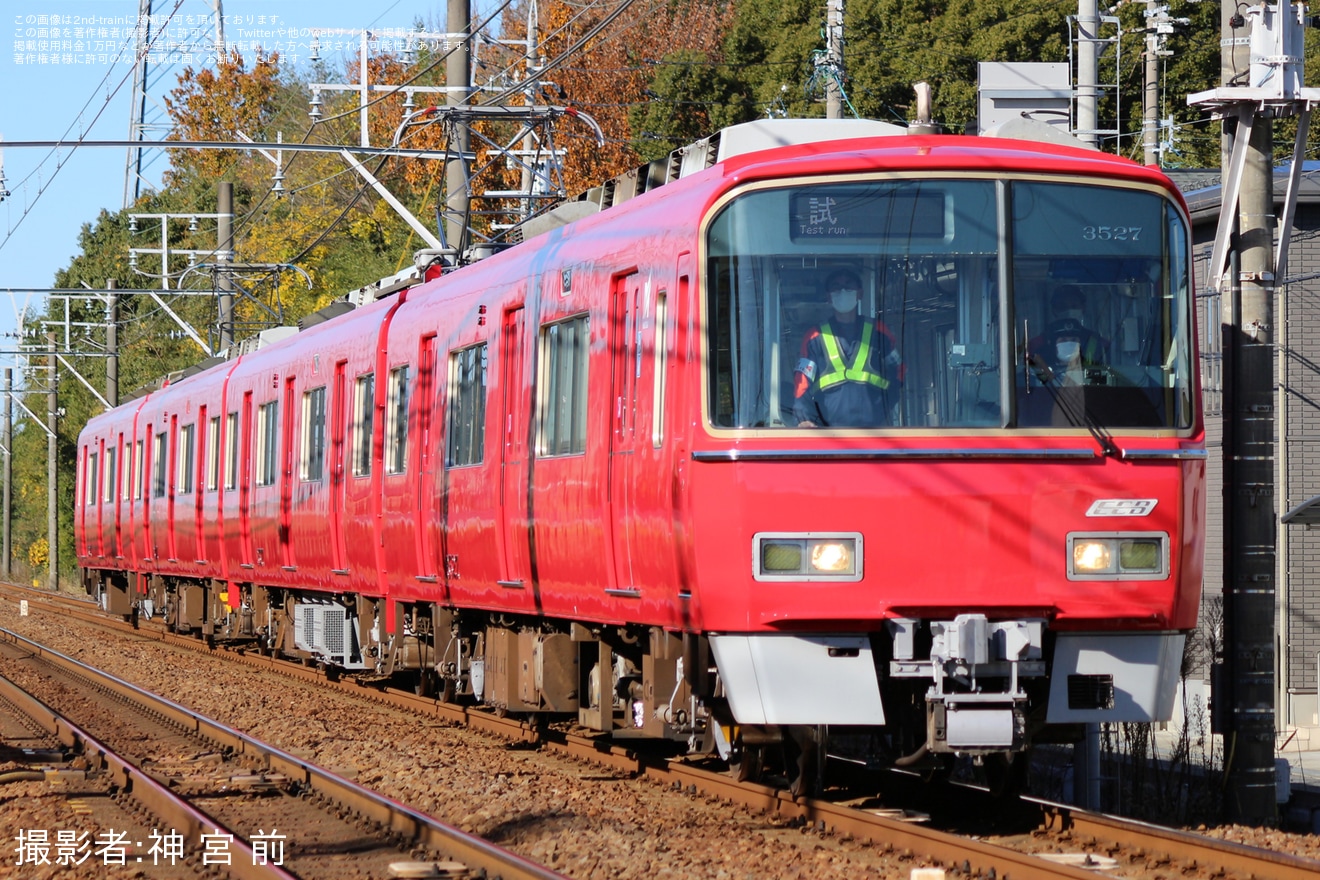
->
[1011,183,1193,429]
[706,179,1000,429]
[704,177,1192,431]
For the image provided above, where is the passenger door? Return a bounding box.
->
[498,305,533,600]
[280,377,296,571]
[415,335,440,582]
[608,273,644,595]
[329,361,349,574]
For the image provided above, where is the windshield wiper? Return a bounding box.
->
[1027,354,1120,459]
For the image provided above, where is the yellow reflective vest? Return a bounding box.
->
[816,322,890,391]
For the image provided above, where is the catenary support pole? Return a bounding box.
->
[107,279,119,407]
[1075,0,1100,147]
[3,368,11,580]
[445,0,471,252]
[1143,0,1159,165]
[1220,7,1278,826]
[825,0,845,119]
[217,182,234,352]
[46,331,58,591]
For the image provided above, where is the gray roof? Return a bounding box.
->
[1165,161,1320,219]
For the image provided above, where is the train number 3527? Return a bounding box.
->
[1082,225,1142,242]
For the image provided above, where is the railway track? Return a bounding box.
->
[7,582,1320,880]
[0,619,570,880]
[0,661,291,879]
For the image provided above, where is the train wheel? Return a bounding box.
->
[784,727,820,799]
[727,746,763,783]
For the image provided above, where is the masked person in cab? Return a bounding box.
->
[794,268,902,428]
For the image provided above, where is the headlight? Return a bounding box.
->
[1067,532,1169,580]
[1073,540,1113,572]
[811,541,853,573]
[754,533,863,581]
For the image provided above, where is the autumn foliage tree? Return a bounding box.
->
[164,48,283,182]
[500,0,740,193]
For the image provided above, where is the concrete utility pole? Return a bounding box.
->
[825,0,845,119]
[46,331,57,592]
[1075,0,1100,147]
[1143,2,1160,164]
[1143,4,1190,166]
[1224,106,1277,824]
[1189,0,1320,826]
[217,182,234,352]
[3,368,11,580]
[519,0,542,222]
[106,279,119,408]
[446,0,472,250]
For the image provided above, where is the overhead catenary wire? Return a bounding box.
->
[0,0,194,257]
[240,0,633,269]
[216,0,530,268]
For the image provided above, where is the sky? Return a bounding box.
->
[1,0,466,348]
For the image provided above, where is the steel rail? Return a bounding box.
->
[10,583,1320,880]
[1036,800,1320,880]
[544,729,1107,880]
[0,664,293,880]
[0,625,569,880]
[3,584,543,742]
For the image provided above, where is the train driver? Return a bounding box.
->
[793,268,902,428]
[1027,285,1109,374]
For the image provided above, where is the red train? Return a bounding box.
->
[76,120,1205,791]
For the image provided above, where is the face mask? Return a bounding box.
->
[1056,340,1081,362]
[830,288,859,313]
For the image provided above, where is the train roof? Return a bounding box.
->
[717,132,1179,194]
[94,119,1182,420]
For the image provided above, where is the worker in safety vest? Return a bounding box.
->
[1027,285,1109,376]
[793,268,902,428]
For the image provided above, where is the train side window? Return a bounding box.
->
[352,374,374,477]
[385,366,410,475]
[134,440,144,500]
[653,291,668,448]
[301,385,327,481]
[87,452,98,506]
[256,401,279,486]
[537,314,590,457]
[152,431,167,498]
[446,343,487,467]
[104,446,116,503]
[121,437,133,501]
[178,424,195,495]
[206,416,220,491]
[225,412,239,490]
